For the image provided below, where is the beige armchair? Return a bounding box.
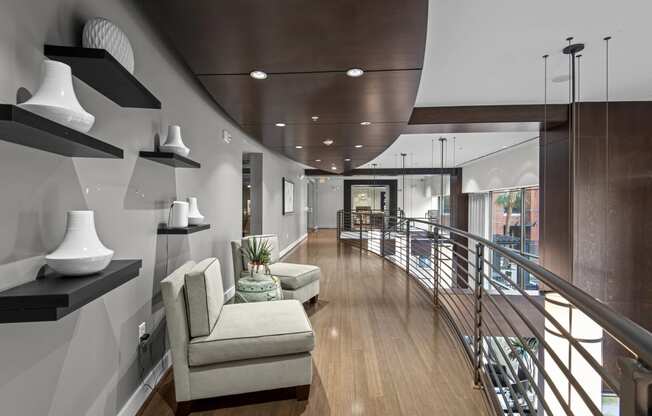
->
[160,258,314,414]
[232,234,320,304]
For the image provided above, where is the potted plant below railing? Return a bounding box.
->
[242,237,272,281]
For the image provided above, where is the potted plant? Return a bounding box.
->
[242,237,272,280]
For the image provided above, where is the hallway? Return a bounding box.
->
[139,230,489,415]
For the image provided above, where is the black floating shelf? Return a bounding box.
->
[0,259,142,323]
[45,45,161,109]
[139,151,201,168]
[158,224,211,235]
[0,104,123,158]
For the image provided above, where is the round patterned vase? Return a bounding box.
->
[82,17,135,73]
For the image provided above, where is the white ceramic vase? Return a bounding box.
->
[82,17,135,74]
[160,125,190,157]
[19,60,95,133]
[45,211,114,276]
[187,197,204,225]
[168,201,189,228]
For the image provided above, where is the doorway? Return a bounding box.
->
[242,153,263,237]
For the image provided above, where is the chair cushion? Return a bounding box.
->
[268,262,320,290]
[188,300,314,366]
[184,258,224,338]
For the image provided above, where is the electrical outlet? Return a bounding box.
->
[138,322,147,340]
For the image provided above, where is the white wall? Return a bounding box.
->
[462,140,539,193]
[0,1,306,415]
[316,177,343,228]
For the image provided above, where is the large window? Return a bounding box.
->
[490,187,539,291]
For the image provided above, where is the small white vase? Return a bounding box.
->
[248,263,269,281]
[187,197,204,225]
[45,211,114,276]
[168,201,189,228]
[19,60,95,133]
[160,125,190,157]
[82,17,135,74]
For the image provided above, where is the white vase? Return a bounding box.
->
[45,211,114,276]
[82,17,135,74]
[248,263,269,281]
[187,197,204,225]
[168,201,189,228]
[19,60,95,133]
[160,125,190,157]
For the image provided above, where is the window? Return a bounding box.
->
[489,187,539,291]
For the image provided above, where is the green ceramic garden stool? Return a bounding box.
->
[235,275,284,303]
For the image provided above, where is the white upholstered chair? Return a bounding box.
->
[231,234,320,304]
[160,258,314,414]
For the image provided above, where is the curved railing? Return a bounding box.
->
[337,210,652,416]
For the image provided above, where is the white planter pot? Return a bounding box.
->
[168,201,189,228]
[45,211,113,276]
[248,263,269,281]
[160,125,190,157]
[82,17,135,74]
[187,197,204,225]
[19,60,95,133]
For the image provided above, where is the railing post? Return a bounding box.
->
[336,211,341,242]
[473,242,485,387]
[381,214,385,259]
[433,229,439,307]
[619,357,652,416]
[359,213,363,254]
[405,220,411,276]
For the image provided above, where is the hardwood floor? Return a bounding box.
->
[138,229,490,416]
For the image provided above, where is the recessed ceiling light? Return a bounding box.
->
[315,159,321,162]
[247,184,251,188]
[275,122,286,127]
[354,144,363,148]
[295,145,303,149]
[311,116,319,121]
[322,139,334,146]
[344,158,351,162]
[346,68,364,77]
[250,70,268,80]
[331,166,338,170]
[360,121,371,126]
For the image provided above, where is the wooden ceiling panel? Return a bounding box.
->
[145,0,428,74]
[145,0,428,166]
[198,70,421,125]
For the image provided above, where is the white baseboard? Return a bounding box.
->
[224,285,235,302]
[280,233,308,259]
[117,351,172,416]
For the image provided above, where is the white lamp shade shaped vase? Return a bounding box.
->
[160,125,190,157]
[18,60,95,133]
[187,197,204,225]
[82,17,135,74]
[168,201,189,229]
[45,211,114,276]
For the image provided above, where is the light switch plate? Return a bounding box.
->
[222,129,232,143]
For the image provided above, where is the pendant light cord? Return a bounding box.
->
[542,54,548,264]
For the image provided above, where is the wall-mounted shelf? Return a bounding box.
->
[44,45,161,109]
[0,104,123,158]
[157,224,211,235]
[139,151,201,168]
[0,260,142,323]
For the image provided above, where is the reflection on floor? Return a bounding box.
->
[138,229,489,415]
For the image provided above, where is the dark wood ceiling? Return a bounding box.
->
[144,0,428,172]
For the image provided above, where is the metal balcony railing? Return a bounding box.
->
[337,210,652,416]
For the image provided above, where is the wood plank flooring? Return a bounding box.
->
[138,229,490,416]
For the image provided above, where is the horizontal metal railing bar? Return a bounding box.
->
[481,267,621,394]
[478,319,539,415]
[479,295,567,416]
[400,215,652,367]
[481,273,612,412]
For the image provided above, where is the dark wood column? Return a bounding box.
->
[450,168,469,287]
